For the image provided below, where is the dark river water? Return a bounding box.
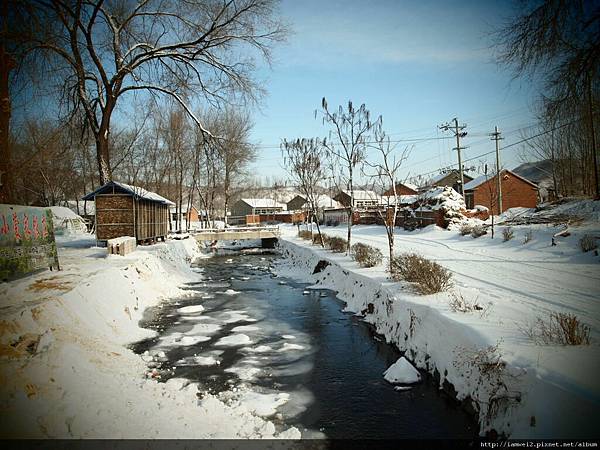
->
[131,251,477,439]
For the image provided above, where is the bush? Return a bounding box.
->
[298,230,312,240]
[470,225,487,238]
[390,253,453,294]
[350,242,383,268]
[459,223,474,236]
[522,229,533,244]
[579,234,597,253]
[327,236,348,253]
[521,312,591,345]
[502,227,514,242]
[312,233,328,246]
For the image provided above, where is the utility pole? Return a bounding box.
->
[491,126,503,214]
[439,118,467,196]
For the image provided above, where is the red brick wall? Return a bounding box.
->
[471,173,537,214]
[383,183,417,196]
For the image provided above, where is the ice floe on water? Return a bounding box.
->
[231,325,260,332]
[281,335,295,339]
[224,365,261,381]
[179,336,211,346]
[383,357,421,384]
[222,289,240,296]
[187,323,221,336]
[215,334,252,347]
[223,311,257,324]
[279,343,305,352]
[178,304,205,314]
[246,345,273,353]
[176,355,220,366]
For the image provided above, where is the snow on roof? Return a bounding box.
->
[342,189,379,200]
[464,170,538,191]
[241,198,286,208]
[429,172,450,184]
[82,181,175,206]
[291,194,343,209]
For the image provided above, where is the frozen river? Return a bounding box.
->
[131,251,477,438]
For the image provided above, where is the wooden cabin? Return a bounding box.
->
[82,181,174,244]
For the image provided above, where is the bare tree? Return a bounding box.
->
[496,0,600,198]
[363,126,410,265]
[281,137,328,246]
[15,0,286,184]
[319,98,380,253]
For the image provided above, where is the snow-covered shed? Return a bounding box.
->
[82,181,174,244]
[49,206,88,235]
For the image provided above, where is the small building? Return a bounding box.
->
[323,207,351,225]
[286,194,342,212]
[383,182,418,196]
[170,204,201,225]
[230,198,286,217]
[427,170,474,194]
[333,190,380,209]
[82,181,174,244]
[463,170,538,214]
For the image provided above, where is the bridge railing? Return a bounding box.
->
[192,225,280,235]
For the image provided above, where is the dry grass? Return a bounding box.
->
[350,242,383,268]
[470,225,487,238]
[522,229,533,244]
[579,234,597,253]
[521,312,591,345]
[449,290,483,313]
[459,223,474,236]
[502,227,514,242]
[27,278,73,293]
[390,253,453,294]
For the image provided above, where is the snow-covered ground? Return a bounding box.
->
[276,200,600,438]
[0,234,299,438]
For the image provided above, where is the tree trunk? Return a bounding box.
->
[96,117,113,185]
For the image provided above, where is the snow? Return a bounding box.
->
[383,357,421,384]
[276,200,600,438]
[0,234,299,438]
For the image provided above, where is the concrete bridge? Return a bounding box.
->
[193,226,280,247]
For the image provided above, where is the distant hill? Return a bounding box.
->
[512,159,555,202]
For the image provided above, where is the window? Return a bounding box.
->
[465,192,474,210]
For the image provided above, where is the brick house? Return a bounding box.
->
[463,169,538,214]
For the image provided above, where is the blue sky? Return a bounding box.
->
[248,0,541,184]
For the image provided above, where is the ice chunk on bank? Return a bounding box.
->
[383,357,421,384]
[237,392,290,418]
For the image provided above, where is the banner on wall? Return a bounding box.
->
[0,204,60,282]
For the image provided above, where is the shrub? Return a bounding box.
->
[470,225,487,238]
[522,229,533,244]
[459,223,474,236]
[312,233,329,246]
[327,236,348,253]
[350,242,383,268]
[390,253,453,294]
[298,230,312,240]
[579,234,597,253]
[520,312,591,345]
[502,227,514,242]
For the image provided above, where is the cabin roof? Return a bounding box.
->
[82,181,175,206]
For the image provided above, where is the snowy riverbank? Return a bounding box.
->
[0,235,299,438]
[276,219,600,439]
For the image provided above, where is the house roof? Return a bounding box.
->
[429,170,474,185]
[288,194,343,209]
[241,198,286,208]
[82,181,175,205]
[464,169,538,191]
